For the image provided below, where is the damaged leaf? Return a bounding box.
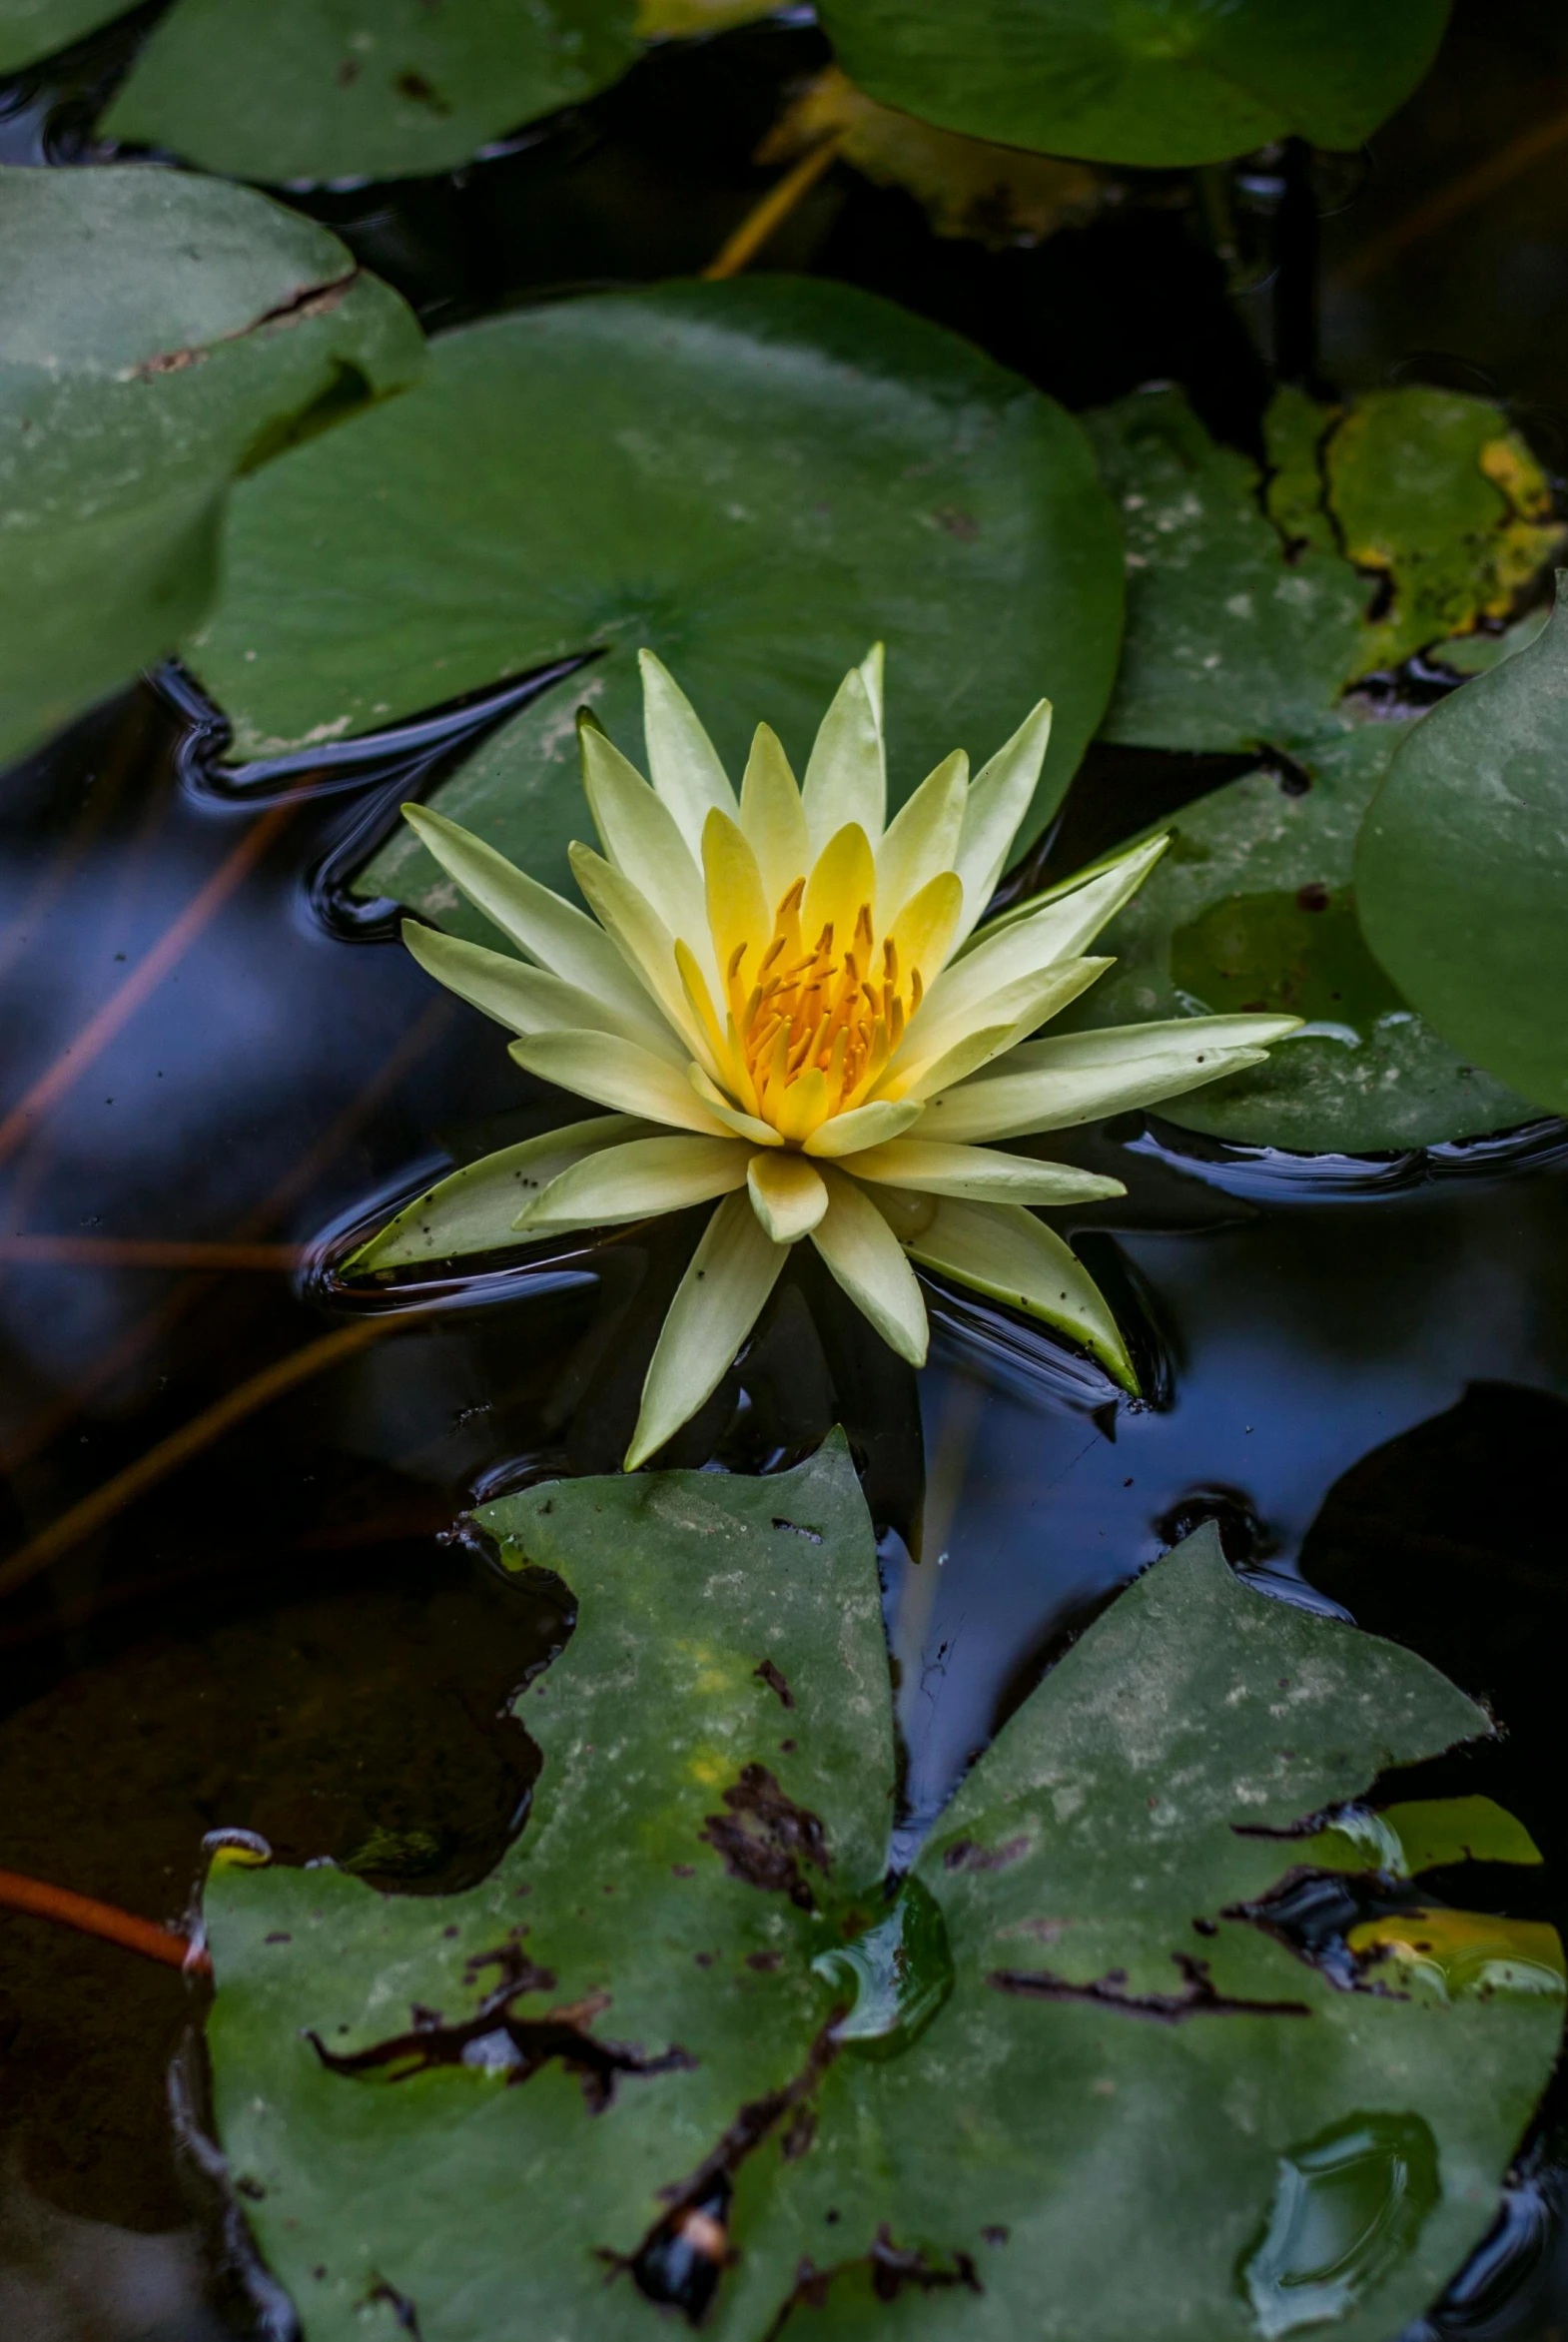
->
[205,1440,1561,2341]
[185,277,1122,916]
[98,0,640,186]
[759,67,1105,250]
[1355,576,1568,1120]
[814,0,1452,168]
[0,163,422,766]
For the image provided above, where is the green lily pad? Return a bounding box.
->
[813,0,1452,168]
[1355,578,1568,1118]
[99,0,639,187]
[184,277,1123,918]
[0,0,124,72]
[0,163,422,767]
[205,1440,1562,2341]
[1056,723,1536,1152]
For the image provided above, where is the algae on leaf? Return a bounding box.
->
[205,1441,1562,2342]
[815,0,1452,168]
[185,277,1123,917]
[1356,576,1568,1120]
[0,165,422,766]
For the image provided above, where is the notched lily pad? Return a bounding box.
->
[205,1441,1561,2341]
[0,163,421,765]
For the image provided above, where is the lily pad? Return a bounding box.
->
[813,0,1453,168]
[1054,723,1537,1152]
[100,0,639,187]
[0,0,125,72]
[184,277,1123,917]
[205,1439,1562,2340]
[1355,578,1568,1119]
[0,164,422,769]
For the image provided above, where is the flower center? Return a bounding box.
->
[726,876,923,1134]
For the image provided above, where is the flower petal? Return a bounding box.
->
[894,1194,1136,1390]
[688,1063,783,1146]
[950,834,1169,978]
[842,1138,1125,1203]
[568,843,719,1075]
[922,1016,1298,1143]
[738,724,810,909]
[802,661,885,851]
[772,1064,831,1147]
[891,960,1113,1099]
[508,1030,732,1135]
[802,1099,924,1158]
[747,1149,828,1242]
[578,719,711,972]
[348,1115,653,1271]
[625,1192,786,1468]
[518,1133,748,1232]
[802,821,877,950]
[876,750,968,925]
[400,803,657,1028]
[401,921,686,1063]
[951,698,1053,947]
[702,810,771,995]
[639,649,738,852]
[886,867,964,992]
[811,1167,928,1365]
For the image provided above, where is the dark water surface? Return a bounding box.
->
[3,1,1568,2335]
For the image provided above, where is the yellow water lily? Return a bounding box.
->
[355,650,1297,1467]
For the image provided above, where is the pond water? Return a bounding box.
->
[2,1,1567,2336]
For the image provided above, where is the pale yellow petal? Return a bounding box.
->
[400,921,685,1063]
[810,1166,928,1365]
[887,868,963,992]
[875,751,968,924]
[517,1133,748,1232]
[951,698,1053,948]
[922,1017,1298,1144]
[772,1064,831,1146]
[399,803,657,1028]
[579,719,710,966]
[349,1115,656,1272]
[688,1064,783,1147]
[953,832,1169,962]
[891,958,1113,1094]
[801,822,877,950]
[803,1099,924,1158]
[840,1138,1124,1204]
[738,724,810,905]
[639,649,738,851]
[568,842,719,1077]
[702,810,771,994]
[747,1150,828,1242]
[802,665,884,850]
[892,1195,1136,1391]
[625,1192,786,1468]
[508,1030,731,1136]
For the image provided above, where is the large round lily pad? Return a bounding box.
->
[814,0,1453,168]
[1356,579,1568,1119]
[99,0,639,186]
[0,163,422,768]
[187,277,1124,912]
[0,0,125,72]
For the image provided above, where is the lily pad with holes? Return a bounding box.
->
[204,1438,1562,2341]
[99,0,640,187]
[1054,723,1536,1152]
[813,0,1453,168]
[0,163,421,767]
[1355,576,1568,1120]
[185,277,1124,921]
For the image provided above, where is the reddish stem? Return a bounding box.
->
[0,1867,210,1975]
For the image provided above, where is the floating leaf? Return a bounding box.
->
[635,0,777,31]
[185,277,1123,919]
[0,164,422,768]
[1299,1795,1543,1880]
[1323,389,1563,671]
[1053,723,1536,1152]
[205,1442,1561,2341]
[813,0,1453,168]
[759,67,1105,250]
[97,0,639,186]
[0,0,124,72]
[1355,580,1568,1118]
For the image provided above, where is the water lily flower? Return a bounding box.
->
[354,650,1297,1467]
